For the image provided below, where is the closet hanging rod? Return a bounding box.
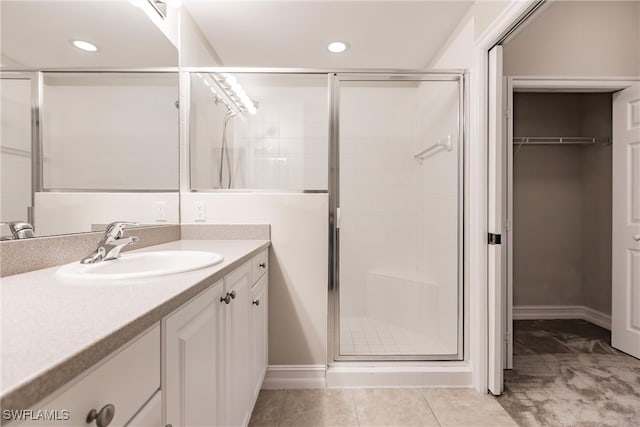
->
[513,136,611,145]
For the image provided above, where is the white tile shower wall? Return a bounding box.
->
[232,84,328,190]
[0,78,31,236]
[416,81,460,352]
[339,86,419,320]
[42,76,179,190]
[181,192,328,366]
[34,192,179,236]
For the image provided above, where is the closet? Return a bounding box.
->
[512,92,613,321]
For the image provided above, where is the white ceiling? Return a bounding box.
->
[0,1,178,69]
[184,0,473,69]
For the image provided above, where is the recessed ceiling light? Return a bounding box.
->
[72,40,98,52]
[328,41,348,53]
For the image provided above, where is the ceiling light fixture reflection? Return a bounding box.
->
[199,73,258,115]
[72,40,98,52]
[327,41,347,53]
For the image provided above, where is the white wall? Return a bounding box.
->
[42,74,179,190]
[503,1,640,77]
[181,192,328,366]
[179,8,223,67]
[34,192,179,237]
[1,78,31,235]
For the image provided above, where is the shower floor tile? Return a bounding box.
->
[339,316,444,356]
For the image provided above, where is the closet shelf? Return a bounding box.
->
[513,136,611,145]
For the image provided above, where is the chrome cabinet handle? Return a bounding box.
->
[253,299,260,306]
[259,262,266,269]
[634,234,640,242]
[86,404,115,427]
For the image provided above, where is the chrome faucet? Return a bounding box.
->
[1,221,35,240]
[81,221,139,264]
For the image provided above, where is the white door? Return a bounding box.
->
[163,281,226,427]
[612,82,640,359]
[487,45,507,395]
[225,262,252,427]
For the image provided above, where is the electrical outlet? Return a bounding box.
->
[155,201,167,221]
[194,201,206,221]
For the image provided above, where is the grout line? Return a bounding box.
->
[420,389,442,427]
[352,388,362,427]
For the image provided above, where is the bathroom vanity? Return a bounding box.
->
[0,240,270,427]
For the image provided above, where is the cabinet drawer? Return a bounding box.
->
[19,325,160,427]
[251,249,268,285]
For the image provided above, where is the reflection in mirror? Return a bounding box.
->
[42,73,179,191]
[0,76,32,239]
[33,72,180,237]
[0,0,178,69]
[189,73,328,191]
[0,0,180,239]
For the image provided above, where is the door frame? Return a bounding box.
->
[491,76,640,393]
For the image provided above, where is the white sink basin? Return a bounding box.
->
[56,250,224,281]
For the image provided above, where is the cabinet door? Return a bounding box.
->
[164,281,225,427]
[224,262,252,427]
[250,274,268,400]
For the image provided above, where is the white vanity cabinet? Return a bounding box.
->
[163,280,226,427]
[163,248,269,427]
[17,325,160,427]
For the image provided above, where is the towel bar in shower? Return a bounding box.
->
[413,135,452,164]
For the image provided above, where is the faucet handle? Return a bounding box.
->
[103,221,139,240]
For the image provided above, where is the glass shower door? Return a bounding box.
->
[333,75,463,360]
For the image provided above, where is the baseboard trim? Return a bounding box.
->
[262,365,327,389]
[513,305,611,330]
[325,366,472,388]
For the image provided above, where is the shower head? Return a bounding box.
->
[224,109,237,123]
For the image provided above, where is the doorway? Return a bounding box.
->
[488,71,640,395]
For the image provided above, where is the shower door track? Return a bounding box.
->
[328,72,466,363]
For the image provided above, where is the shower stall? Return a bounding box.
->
[188,70,464,362]
[329,74,464,361]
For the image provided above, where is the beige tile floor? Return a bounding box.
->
[249,388,518,427]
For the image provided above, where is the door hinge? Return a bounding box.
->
[505,332,512,344]
[506,219,512,232]
[488,233,502,245]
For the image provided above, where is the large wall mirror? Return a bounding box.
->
[0,0,180,238]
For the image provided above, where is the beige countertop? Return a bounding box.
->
[0,239,270,411]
